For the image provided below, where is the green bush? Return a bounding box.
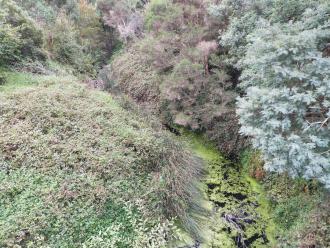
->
[13,0,56,25]
[241,149,328,246]
[0,24,21,65]
[270,189,327,247]
[7,0,111,76]
[48,12,95,75]
[76,0,107,64]
[144,0,178,31]
[273,196,314,229]
[46,1,111,76]
[0,0,46,62]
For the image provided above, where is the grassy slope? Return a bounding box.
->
[0,69,201,247]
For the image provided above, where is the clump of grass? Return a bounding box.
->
[0,80,202,247]
[0,67,76,93]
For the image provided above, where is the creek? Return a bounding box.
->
[174,131,276,248]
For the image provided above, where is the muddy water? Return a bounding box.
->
[176,132,276,248]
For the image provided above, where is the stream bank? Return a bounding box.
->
[176,131,276,248]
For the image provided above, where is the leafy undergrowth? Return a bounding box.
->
[242,151,329,247]
[0,74,203,247]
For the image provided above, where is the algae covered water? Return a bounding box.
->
[177,131,276,248]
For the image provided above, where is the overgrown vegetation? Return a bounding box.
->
[1,0,119,76]
[105,0,329,246]
[0,0,329,247]
[106,0,246,157]
[0,76,202,247]
[0,0,45,65]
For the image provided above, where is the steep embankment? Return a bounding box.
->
[0,72,202,247]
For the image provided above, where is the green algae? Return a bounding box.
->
[244,175,277,246]
[240,151,277,246]
[177,131,276,247]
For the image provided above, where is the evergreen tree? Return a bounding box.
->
[237,6,330,187]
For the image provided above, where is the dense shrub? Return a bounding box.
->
[97,0,146,43]
[108,44,161,109]
[13,0,56,25]
[107,0,246,157]
[0,23,21,65]
[9,0,115,76]
[265,175,328,247]
[0,0,46,64]
[243,150,328,247]
[76,0,107,61]
[47,11,97,75]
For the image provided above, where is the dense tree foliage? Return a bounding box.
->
[107,0,247,157]
[238,15,330,187]
[0,0,45,65]
[209,0,330,187]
